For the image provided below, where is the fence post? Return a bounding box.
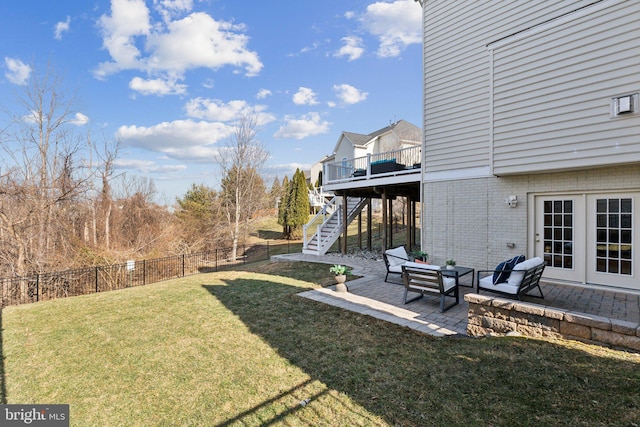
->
[182,254,185,277]
[36,274,40,302]
[95,267,99,293]
[143,260,146,285]
[216,249,219,272]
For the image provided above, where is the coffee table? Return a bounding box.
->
[441,266,474,288]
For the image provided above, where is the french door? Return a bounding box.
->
[534,193,639,290]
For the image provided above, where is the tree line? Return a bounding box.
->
[0,64,313,278]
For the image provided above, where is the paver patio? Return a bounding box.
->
[273,253,640,338]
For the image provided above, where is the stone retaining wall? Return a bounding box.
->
[465,293,640,352]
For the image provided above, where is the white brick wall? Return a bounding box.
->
[422,165,640,270]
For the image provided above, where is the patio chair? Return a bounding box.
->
[476,257,546,300]
[383,246,410,282]
[402,263,459,312]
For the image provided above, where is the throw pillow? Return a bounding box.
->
[492,261,509,284]
[509,255,526,270]
[493,255,526,284]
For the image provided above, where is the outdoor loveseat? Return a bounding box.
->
[476,256,546,300]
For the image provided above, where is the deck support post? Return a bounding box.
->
[388,197,393,249]
[367,199,372,251]
[342,194,348,254]
[382,191,388,250]
[407,195,413,250]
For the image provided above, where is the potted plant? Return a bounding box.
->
[445,259,456,270]
[410,250,429,263]
[329,264,351,292]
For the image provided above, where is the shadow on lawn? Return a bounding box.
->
[203,277,640,425]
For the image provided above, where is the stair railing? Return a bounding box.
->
[303,197,368,254]
[303,197,338,248]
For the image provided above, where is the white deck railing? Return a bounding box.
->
[323,146,421,184]
[303,197,339,249]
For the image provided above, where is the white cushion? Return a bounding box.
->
[403,261,440,270]
[507,257,544,286]
[442,277,456,291]
[388,264,403,273]
[479,275,519,294]
[385,246,409,267]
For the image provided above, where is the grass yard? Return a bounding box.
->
[1,260,639,426]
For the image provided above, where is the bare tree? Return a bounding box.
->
[216,112,269,260]
[0,63,93,275]
[87,136,121,250]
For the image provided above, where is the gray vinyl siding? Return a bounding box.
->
[422,0,611,174]
[491,0,640,175]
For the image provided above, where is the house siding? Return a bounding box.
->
[491,0,640,175]
[422,0,600,174]
[419,0,640,289]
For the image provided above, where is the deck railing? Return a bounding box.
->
[324,145,421,184]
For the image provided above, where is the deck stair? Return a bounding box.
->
[302,196,368,255]
[308,187,332,208]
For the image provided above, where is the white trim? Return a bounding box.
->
[425,166,491,182]
[487,0,619,51]
[488,48,494,176]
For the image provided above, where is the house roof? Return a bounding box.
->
[330,119,421,155]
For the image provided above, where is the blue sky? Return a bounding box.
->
[0,0,423,204]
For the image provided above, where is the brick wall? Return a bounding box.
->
[422,164,640,271]
[465,293,640,352]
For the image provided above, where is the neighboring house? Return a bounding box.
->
[416,0,640,290]
[309,155,332,188]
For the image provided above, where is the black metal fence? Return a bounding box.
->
[0,241,300,307]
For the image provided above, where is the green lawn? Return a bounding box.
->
[2,261,639,426]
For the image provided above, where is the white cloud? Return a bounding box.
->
[69,112,90,126]
[184,98,275,126]
[95,2,263,82]
[115,158,187,173]
[256,88,271,99]
[185,98,253,122]
[54,16,71,40]
[4,57,31,85]
[292,87,318,106]
[334,36,364,61]
[95,0,151,77]
[333,84,368,105]
[129,76,187,95]
[287,41,321,58]
[147,13,262,76]
[359,0,422,57]
[153,0,193,22]
[274,113,331,140]
[116,119,233,161]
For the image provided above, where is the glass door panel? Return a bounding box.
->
[535,195,585,283]
[587,194,639,290]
